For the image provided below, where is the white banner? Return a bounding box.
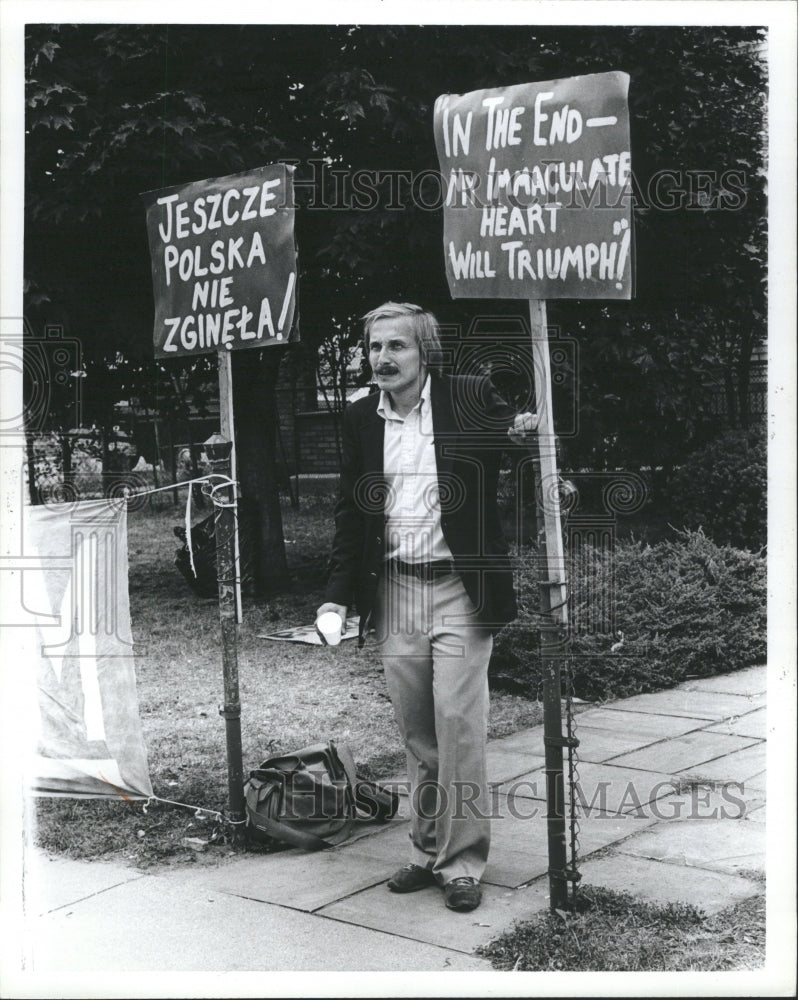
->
[20,499,152,799]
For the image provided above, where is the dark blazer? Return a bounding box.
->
[324,373,518,640]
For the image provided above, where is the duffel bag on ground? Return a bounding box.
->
[244,740,398,850]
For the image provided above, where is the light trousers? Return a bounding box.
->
[374,564,494,883]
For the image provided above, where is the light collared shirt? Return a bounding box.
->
[377,375,454,564]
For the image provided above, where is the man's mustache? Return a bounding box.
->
[375,366,399,375]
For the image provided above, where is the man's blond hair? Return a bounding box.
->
[362,301,443,373]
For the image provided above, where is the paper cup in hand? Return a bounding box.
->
[316,611,343,646]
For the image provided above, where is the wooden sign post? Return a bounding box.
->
[529,299,570,910]
[434,72,633,908]
[142,163,298,821]
[217,348,243,623]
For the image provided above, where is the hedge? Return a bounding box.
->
[665,425,766,551]
[491,529,766,702]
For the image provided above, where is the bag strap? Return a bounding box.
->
[355,779,400,821]
[329,741,399,821]
[258,743,331,773]
[248,808,355,851]
[329,741,358,796]
[245,774,355,850]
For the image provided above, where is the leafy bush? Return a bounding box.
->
[665,426,766,550]
[491,529,766,701]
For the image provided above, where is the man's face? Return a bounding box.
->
[368,317,425,398]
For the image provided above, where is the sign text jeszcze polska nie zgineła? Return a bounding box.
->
[434,71,633,300]
[142,163,298,359]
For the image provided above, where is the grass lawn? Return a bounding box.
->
[33,491,542,867]
[479,882,765,971]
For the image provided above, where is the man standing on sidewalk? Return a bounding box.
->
[317,302,536,912]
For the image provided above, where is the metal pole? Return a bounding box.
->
[206,438,246,832]
[528,299,570,911]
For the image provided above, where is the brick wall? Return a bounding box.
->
[294,410,343,474]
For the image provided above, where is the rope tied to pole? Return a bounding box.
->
[142,794,247,827]
[116,474,238,580]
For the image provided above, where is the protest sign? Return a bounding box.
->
[434,71,633,299]
[142,163,298,358]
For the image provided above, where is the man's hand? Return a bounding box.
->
[508,411,539,445]
[316,602,349,634]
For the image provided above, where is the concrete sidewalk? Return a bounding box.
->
[21,665,766,973]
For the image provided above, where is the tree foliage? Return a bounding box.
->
[24,24,768,583]
[665,425,767,549]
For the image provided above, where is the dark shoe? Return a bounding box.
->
[444,876,482,912]
[387,863,437,893]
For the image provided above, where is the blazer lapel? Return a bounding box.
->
[359,399,385,477]
[430,374,458,477]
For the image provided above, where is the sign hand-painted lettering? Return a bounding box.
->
[434,72,633,300]
[142,163,298,358]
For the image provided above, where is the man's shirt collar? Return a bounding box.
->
[377,372,431,422]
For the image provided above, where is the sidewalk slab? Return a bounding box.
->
[22,664,768,975]
[484,807,556,888]
[683,666,767,697]
[27,870,490,971]
[488,793,658,856]
[615,818,766,876]
[569,725,666,763]
[745,770,767,792]
[503,761,679,815]
[484,848,549,888]
[603,689,764,721]
[677,742,767,783]
[347,800,547,891]
[646,783,765,822]
[577,854,762,914]
[24,851,146,917]
[572,708,704,740]
[486,745,544,783]
[199,847,395,911]
[704,707,767,740]
[343,821,414,864]
[487,727,545,754]
[317,879,549,954]
[337,807,551,891]
[576,812,659,853]
[609,731,759,773]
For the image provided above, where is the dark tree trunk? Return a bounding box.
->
[166,417,179,506]
[60,431,74,491]
[171,374,205,508]
[232,348,289,596]
[723,366,738,429]
[100,422,110,483]
[26,432,39,505]
[737,330,754,427]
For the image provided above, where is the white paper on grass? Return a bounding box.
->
[259,617,360,645]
